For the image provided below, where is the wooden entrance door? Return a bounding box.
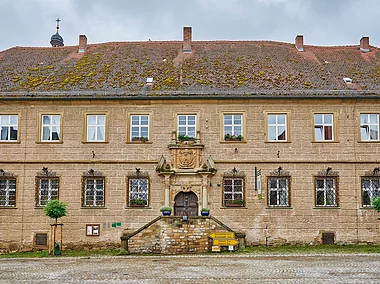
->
[174,191,198,216]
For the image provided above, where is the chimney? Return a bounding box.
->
[183,27,192,53]
[78,35,87,53]
[295,35,304,52]
[360,36,370,52]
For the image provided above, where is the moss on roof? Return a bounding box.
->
[0,40,379,94]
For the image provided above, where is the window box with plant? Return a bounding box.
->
[129,198,147,207]
[160,206,172,216]
[225,199,245,207]
[201,207,210,216]
[131,136,148,143]
[178,134,197,143]
[224,133,243,141]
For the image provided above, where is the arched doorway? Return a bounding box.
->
[174,191,198,216]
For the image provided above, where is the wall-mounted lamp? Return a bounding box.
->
[326,167,332,175]
[373,167,380,175]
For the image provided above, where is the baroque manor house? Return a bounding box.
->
[1,23,380,253]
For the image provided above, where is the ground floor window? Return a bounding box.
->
[36,177,59,207]
[0,178,16,207]
[362,177,380,207]
[268,177,290,207]
[315,177,337,207]
[128,178,149,206]
[223,177,244,207]
[82,177,105,207]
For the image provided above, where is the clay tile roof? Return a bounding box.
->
[0,40,379,98]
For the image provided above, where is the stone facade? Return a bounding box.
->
[125,216,232,254]
[0,97,380,252]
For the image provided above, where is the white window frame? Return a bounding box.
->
[86,115,106,142]
[83,178,105,207]
[315,177,337,207]
[314,114,334,141]
[223,177,244,206]
[268,177,290,207]
[178,115,196,138]
[360,113,379,141]
[130,115,149,141]
[224,114,243,139]
[361,178,380,207]
[128,178,149,206]
[41,115,61,142]
[267,113,287,141]
[0,115,18,142]
[37,178,59,207]
[0,178,16,207]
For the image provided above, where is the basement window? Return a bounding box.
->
[35,233,48,247]
[321,232,335,244]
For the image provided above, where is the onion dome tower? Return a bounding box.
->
[50,18,64,47]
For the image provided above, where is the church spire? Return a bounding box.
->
[50,18,64,47]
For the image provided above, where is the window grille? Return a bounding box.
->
[362,178,380,206]
[315,177,338,207]
[268,177,290,206]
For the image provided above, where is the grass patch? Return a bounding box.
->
[238,244,380,254]
[1,245,380,258]
[0,249,124,258]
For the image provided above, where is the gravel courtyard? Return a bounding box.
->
[0,253,379,283]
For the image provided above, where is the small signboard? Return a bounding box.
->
[212,238,239,246]
[209,232,235,239]
[212,246,221,252]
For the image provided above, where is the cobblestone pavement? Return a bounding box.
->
[0,253,379,283]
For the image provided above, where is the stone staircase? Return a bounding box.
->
[121,216,245,254]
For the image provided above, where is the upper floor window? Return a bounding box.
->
[128,177,149,207]
[0,178,16,207]
[0,115,18,142]
[224,114,243,141]
[268,177,290,207]
[223,177,244,207]
[82,176,105,207]
[41,115,61,142]
[268,113,287,141]
[315,177,338,207]
[178,115,196,138]
[360,114,379,141]
[314,114,334,141]
[130,115,149,142]
[362,177,380,207]
[36,177,59,207]
[86,114,106,142]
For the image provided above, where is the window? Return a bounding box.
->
[223,177,244,207]
[178,115,196,138]
[86,115,106,142]
[314,114,334,141]
[224,114,243,141]
[130,115,149,142]
[362,178,380,207]
[82,177,105,207]
[268,114,287,141]
[315,177,337,207]
[0,178,16,207]
[128,178,149,206]
[360,114,379,141]
[268,177,290,207]
[41,115,61,142]
[35,178,59,207]
[0,115,18,142]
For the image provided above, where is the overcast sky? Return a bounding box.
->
[1,0,379,51]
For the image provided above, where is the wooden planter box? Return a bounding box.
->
[130,203,146,207]
[225,202,244,207]
[224,138,242,142]
[131,138,147,143]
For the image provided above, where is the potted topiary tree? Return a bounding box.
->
[44,199,67,255]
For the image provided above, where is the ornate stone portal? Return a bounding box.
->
[156,140,216,215]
